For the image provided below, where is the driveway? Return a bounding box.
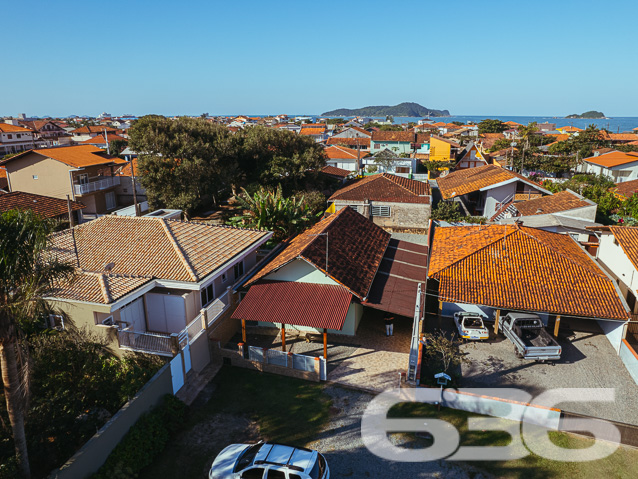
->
[456,322,638,425]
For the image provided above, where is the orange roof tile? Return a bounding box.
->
[609,133,638,142]
[0,123,32,133]
[583,151,638,168]
[558,126,583,132]
[0,145,124,168]
[50,270,152,304]
[329,173,431,205]
[247,206,390,299]
[513,190,592,216]
[436,164,542,199]
[81,133,128,144]
[321,165,351,178]
[324,145,360,160]
[0,192,85,218]
[71,125,118,134]
[429,225,629,320]
[613,179,638,200]
[299,124,327,135]
[326,137,370,147]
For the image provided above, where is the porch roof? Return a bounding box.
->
[364,239,428,317]
[231,281,352,330]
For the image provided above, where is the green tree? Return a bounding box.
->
[422,330,467,375]
[108,139,128,158]
[0,210,74,478]
[229,186,319,242]
[478,119,507,134]
[431,201,463,222]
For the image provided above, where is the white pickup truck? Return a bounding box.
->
[498,312,561,362]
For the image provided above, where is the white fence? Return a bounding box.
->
[117,329,173,356]
[247,345,322,375]
[74,176,120,195]
[248,345,265,362]
[207,290,231,327]
[266,349,288,367]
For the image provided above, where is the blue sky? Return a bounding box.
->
[1,0,636,117]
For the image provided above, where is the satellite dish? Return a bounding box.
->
[103,262,115,272]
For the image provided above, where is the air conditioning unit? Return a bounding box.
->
[48,314,65,331]
[101,316,115,326]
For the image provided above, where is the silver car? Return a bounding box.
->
[209,442,330,479]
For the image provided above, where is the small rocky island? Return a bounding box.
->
[565,110,606,119]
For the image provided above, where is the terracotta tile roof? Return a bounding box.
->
[371,131,413,142]
[71,125,118,134]
[321,165,351,178]
[504,121,522,127]
[231,280,352,330]
[513,190,592,216]
[49,215,271,283]
[583,151,638,168]
[0,145,123,168]
[437,164,541,199]
[613,179,638,200]
[299,124,327,135]
[546,134,570,142]
[326,137,370,147]
[248,206,391,299]
[0,123,32,133]
[115,158,138,177]
[49,270,152,304]
[558,126,583,132]
[324,145,360,160]
[429,225,629,320]
[609,133,638,142]
[0,192,85,218]
[329,173,431,204]
[626,140,638,146]
[81,133,128,144]
[349,126,372,136]
[480,133,505,139]
[608,226,638,272]
[17,120,62,131]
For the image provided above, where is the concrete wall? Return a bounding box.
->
[333,200,431,230]
[50,363,173,479]
[620,340,638,385]
[483,182,517,219]
[5,153,72,198]
[51,299,120,353]
[596,319,627,352]
[597,233,638,314]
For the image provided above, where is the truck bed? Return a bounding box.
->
[517,327,559,348]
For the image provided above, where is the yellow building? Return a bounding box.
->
[429,136,461,163]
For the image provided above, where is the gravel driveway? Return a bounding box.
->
[307,386,489,479]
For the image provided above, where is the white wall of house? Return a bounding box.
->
[581,160,638,183]
[264,259,338,285]
[482,182,517,219]
[596,319,626,352]
[597,233,638,314]
[326,159,358,171]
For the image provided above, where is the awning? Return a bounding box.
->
[232,280,353,330]
[364,239,428,317]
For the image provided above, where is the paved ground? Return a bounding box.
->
[306,386,488,479]
[450,318,638,425]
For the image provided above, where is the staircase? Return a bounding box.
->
[492,201,518,222]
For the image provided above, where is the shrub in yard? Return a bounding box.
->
[92,395,186,479]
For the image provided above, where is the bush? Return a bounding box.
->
[431,201,463,222]
[92,395,186,479]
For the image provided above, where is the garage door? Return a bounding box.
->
[120,298,146,332]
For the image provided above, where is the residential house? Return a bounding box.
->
[82,133,128,150]
[436,164,551,219]
[0,191,85,224]
[362,148,416,175]
[579,151,638,183]
[331,127,372,140]
[47,215,271,356]
[493,190,599,242]
[114,158,147,206]
[536,122,557,132]
[70,125,119,142]
[429,135,460,163]
[320,166,351,182]
[299,124,329,142]
[275,124,301,134]
[607,133,638,145]
[428,224,630,350]
[370,131,430,156]
[612,179,638,200]
[18,120,69,142]
[324,145,361,172]
[326,136,370,150]
[0,122,47,155]
[0,145,127,216]
[455,142,489,170]
[556,125,583,135]
[327,173,431,230]
[477,133,505,151]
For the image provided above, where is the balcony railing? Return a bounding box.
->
[514,192,543,201]
[74,176,120,195]
[117,329,174,357]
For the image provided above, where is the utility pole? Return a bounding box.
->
[104,128,110,155]
[66,195,74,227]
[129,157,140,216]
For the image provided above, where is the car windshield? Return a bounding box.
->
[240,467,265,479]
[235,444,264,472]
[464,318,483,328]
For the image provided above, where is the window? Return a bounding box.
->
[200,283,214,307]
[371,205,391,217]
[17,134,21,138]
[7,134,12,139]
[266,470,286,479]
[32,175,38,180]
[234,261,244,280]
[374,143,381,149]
[221,272,228,283]
[105,191,116,210]
[48,314,65,331]
[395,166,410,174]
[240,468,265,479]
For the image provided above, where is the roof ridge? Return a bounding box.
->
[96,273,112,303]
[159,219,199,281]
[516,227,605,276]
[382,173,421,196]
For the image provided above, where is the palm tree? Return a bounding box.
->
[0,210,74,478]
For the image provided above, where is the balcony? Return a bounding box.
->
[514,192,543,201]
[74,176,120,195]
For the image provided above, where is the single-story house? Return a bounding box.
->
[578,151,638,183]
[436,164,551,219]
[327,173,431,230]
[324,145,361,172]
[370,131,430,156]
[0,191,85,224]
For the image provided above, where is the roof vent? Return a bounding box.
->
[536,208,543,214]
[103,262,115,272]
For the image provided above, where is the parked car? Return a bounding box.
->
[498,312,561,362]
[454,312,489,340]
[209,442,330,479]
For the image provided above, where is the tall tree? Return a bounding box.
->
[0,210,74,478]
[478,119,507,134]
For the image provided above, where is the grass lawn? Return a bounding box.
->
[390,402,638,479]
[139,366,331,479]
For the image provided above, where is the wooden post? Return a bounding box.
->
[242,318,247,344]
[66,195,74,227]
[281,323,286,351]
[323,328,328,360]
[554,315,561,337]
[494,310,501,335]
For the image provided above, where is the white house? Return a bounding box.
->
[579,151,638,183]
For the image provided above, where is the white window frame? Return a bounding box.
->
[48,314,65,331]
[371,205,391,217]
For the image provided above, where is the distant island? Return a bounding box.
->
[565,110,606,119]
[322,102,450,117]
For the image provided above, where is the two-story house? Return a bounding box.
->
[18,120,70,143]
[429,135,461,163]
[0,145,127,217]
[70,125,119,142]
[370,131,430,156]
[0,122,47,155]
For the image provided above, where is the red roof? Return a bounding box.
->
[0,191,85,218]
[324,145,360,160]
[232,281,352,330]
[81,133,128,144]
[329,173,431,204]
[321,166,351,178]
